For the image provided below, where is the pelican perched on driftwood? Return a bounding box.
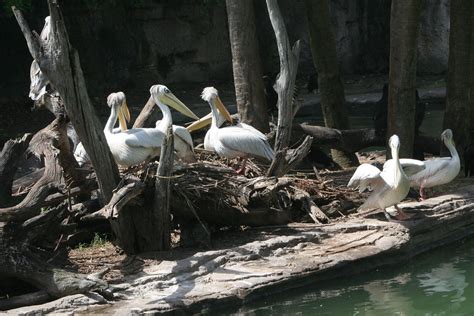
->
[103,85,198,167]
[348,135,422,220]
[197,87,274,173]
[386,129,460,200]
[29,16,51,103]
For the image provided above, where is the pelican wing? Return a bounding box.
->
[217,126,274,160]
[408,157,452,184]
[348,163,383,193]
[384,158,426,177]
[173,125,194,149]
[123,128,164,149]
[238,122,268,140]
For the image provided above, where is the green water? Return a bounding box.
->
[224,236,474,315]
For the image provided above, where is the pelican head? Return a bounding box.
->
[201,86,233,123]
[388,134,400,150]
[441,129,454,141]
[150,84,199,120]
[107,91,130,131]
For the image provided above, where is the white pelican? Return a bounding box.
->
[74,92,131,166]
[29,16,51,102]
[199,87,274,173]
[104,85,198,167]
[386,129,460,200]
[154,120,196,163]
[348,135,422,220]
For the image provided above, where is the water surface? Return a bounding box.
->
[221,236,474,315]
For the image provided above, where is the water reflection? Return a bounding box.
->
[220,237,474,315]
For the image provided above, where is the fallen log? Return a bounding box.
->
[296,124,441,155]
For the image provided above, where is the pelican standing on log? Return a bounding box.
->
[348,135,422,221]
[107,85,198,167]
[387,129,461,200]
[197,87,274,173]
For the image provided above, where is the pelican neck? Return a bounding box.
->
[209,99,220,129]
[155,99,173,130]
[445,138,459,159]
[104,104,118,134]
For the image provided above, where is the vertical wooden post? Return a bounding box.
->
[154,124,173,250]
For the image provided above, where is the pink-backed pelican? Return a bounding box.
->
[195,87,274,173]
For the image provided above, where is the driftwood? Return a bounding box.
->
[132,96,156,128]
[297,124,441,155]
[265,0,312,177]
[13,2,119,202]
[0,134,32,206]
[0,114,109,311]
[0,117,80,222]
[154,124,174,250]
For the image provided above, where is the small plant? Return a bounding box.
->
[91,232,108,248]
[75,233,109,251]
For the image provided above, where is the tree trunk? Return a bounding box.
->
[304,0,358,168]
[387,0,421,158]
[226,0,269,133]
[13,2,120,203]
[443,0,474,157]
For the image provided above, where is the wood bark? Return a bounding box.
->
[226,0,269,133]
[0,134,32,206]
[265,0,312,177]
[133,96,156,129]
[154,124,173,250]
[443,0,474,157]
[387,0,421,158]
[13,2,119,203]
[304,0,358,168]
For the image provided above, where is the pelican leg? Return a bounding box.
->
[392,205,412,221]
[419,184,426,201]
[236,158,248,175]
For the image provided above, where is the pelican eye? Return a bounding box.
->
[164,88,170,94]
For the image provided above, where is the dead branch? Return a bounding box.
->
[132,96,156,128]
[0,133,32,206]
[265,0,303,177]
[0,117,73,222]
[82,179,145,222]
[13,2,119,202]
